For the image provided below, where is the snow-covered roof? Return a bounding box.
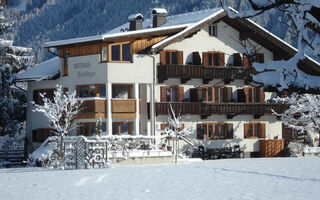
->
[15,57,60,82]
[44,8,223,47]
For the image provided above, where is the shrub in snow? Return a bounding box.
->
[28,142,59,168]
[32,85,83,165]
[288,142,306,157]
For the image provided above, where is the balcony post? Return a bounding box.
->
[134,83,140,135]
[106,83,112,136]
[150,83,155,136]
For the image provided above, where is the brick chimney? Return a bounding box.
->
[128,13,144,31]
[152,8,167,28]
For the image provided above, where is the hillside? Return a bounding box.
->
[4,0,291,63]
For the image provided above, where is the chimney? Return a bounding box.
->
[152,8,167,28]
[128,13,144,31]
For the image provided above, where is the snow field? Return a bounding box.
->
[1,157,320,200]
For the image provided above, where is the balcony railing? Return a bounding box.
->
[157,64,256,84]
[77,99,106,119]
[151,102,287,119]
[112,99,141,118]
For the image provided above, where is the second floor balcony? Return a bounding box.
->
[157,64,256,84]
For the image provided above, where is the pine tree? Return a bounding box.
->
[0,1,32,137]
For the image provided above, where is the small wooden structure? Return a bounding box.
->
[260,139,284,157]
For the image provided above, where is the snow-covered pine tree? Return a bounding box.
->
[32,85,83,163]
[0,1,32,137]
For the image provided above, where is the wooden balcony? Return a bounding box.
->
[112,99,141,119]
[76,99,106,119]
[151,102,287,119]
[157,64,256,84]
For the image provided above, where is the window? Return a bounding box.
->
[112,122,133,135]
[64,50,69,76]
[160,86,184,102]
[78,122,106,136]
[203,52,224,66]
[101,46,108,62]
[160,50,183,65]
[112,85,132,99]
[244,122,266,138]
[33,89,55,105]
[200,87,231,103]
[76,84,106,98]
[109,42,131,62]
[197,123,233,140]
[209,24,217,36]
[244,87,264,103]
[32,129,54,143]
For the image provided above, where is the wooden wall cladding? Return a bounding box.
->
[131,36,167,54]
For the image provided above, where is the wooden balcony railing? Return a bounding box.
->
[157,64,256,84]
[112,99,141,118]
[77,99,106,119]
[151,102,287,119]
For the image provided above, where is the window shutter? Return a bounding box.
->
[160,51,166,65]
[243,54,250,67]
[178,86,184,102]
[244,123,249,139]
[227,123,233,139]
[260,123,266,138]
[203,52,209,66]
[255,53,264,63]
[160,86,167,102]
[176,51,183,65]
[218,52,225,66]
[233,53,242,66]
[197,124,203,140]
[128,123,133,135]
[189,88,198,102]
[259,88,265,102]
[192,52,201,65]
[226,87,232,102]
[244,87,250,103]
[237,89,245,103]
[178,123,185,132]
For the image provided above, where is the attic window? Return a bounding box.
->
[209,24,217,37]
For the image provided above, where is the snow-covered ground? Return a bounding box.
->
[1,157,320,200]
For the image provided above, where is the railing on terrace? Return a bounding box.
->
[157,64,256,83]
[150,102,287,119]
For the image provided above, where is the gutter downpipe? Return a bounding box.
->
[146,53,156,137]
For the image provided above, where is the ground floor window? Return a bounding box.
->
[32,129,54,143]
[78,122,106,136]
[197,123,233,140]
[244,122,266,138]
[112,122,133,135]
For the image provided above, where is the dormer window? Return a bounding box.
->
[109,42,131,62]
[209,24,217,36]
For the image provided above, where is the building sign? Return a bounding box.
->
[74,62,96,78]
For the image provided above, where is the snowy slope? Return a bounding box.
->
[1,157,320,200]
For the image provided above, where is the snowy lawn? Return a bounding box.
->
[1,157,320,200]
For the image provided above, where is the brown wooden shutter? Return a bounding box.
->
[256,53,264,63]
[178,86,184,102]
[243,54,250,67]
[260,123,266,138]
[189,88,198,102]
[178,123,185,132]
[197,124,203,140]
[192,52,201,65]
[237,89,245,103]
[233,53,242,66]
[244,87,250,103]
[160,51,166,65]
[203,52,209,66]
[219,52,225,66]
[128,123,133,135]
[244,123,249,138]
[227,123,233,139]
[160,86,167,102]
[260,88,265,102]
[226,87,232,102]
[176,51,183,65]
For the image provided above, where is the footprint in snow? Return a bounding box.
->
[75,177,90,186]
